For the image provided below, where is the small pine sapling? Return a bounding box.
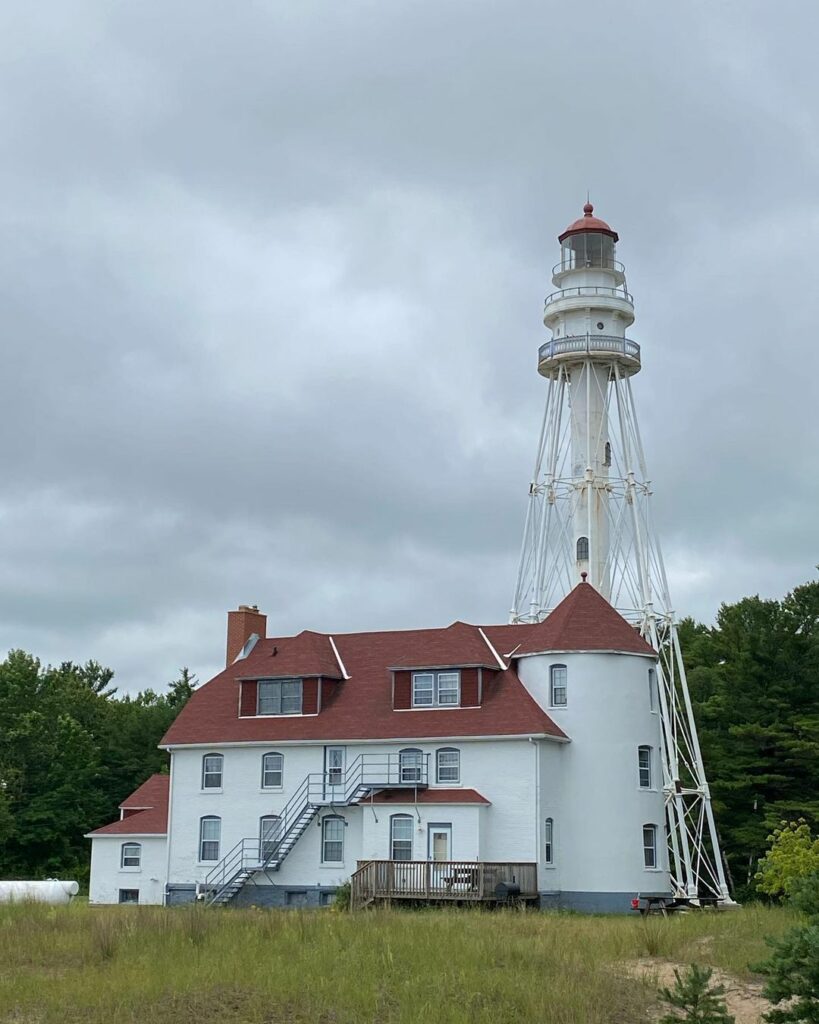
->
[658,964,736,1024]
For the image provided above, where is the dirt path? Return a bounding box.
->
[627,959,772,1024]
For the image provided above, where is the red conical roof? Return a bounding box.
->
[558,202,619,243]
[511,581,655,657]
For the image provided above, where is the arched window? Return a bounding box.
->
[399,748,424,784]
[435,747,460,784]
[544,819,554,866]
[261,752,284,789]
[576,536,589,562]
[550,665,567,707]
[199,816,221,862]
[604,441,612,467]
[321,815,345,864]
[643,824,657,869]
[260,815,281,861]
[201,753,223,790]
[390,814,413,861]
[638,746,652,789]
[120,842,141,868]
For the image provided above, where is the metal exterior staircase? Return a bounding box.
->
[204,752,428,906]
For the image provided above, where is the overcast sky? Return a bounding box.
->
[0,1,817,694]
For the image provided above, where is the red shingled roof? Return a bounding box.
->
[160,584,653,747]
[492,583,655,658]
[88,774,169,836]
[362,788,490,805]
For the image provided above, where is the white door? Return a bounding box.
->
[428,824,452,891]
[324,746,346,799]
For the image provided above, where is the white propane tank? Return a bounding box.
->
[0,880,80,904]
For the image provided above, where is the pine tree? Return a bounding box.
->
[759,873,819,1023]
[658,965,735,1024]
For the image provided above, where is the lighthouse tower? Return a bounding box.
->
[511,204,732,904]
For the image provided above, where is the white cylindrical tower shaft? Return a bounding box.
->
[538,203,637,597]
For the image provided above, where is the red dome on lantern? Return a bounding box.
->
[558,202,619,243]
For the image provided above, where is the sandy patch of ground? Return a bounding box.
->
[627,959,772,1024]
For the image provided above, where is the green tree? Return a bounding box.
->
[681,578,819,897]
[757,821,819,899]
[758,873,819,1023]
[658,964,735,1024]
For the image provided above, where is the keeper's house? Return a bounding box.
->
[87,582,669,912]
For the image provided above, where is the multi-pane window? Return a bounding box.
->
[118,889,139,904]
[544,818,554,865]
[436,748,460,784]
[322,816,345,864]
[199,816,221,862]
[648,668,658,712]
[201,753,223,789]
[399,748,424,784]
[550,665,568,707]
[260,815,281,861]
[411,671,460,707]
[120,842,141,868]
[576,536,589,561]
[638,746,652,788]
[257,679,302,716]
[390,815,413,861]
[643,824,657,869]
[261,752,284,789]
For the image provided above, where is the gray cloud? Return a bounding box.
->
[0,0,817,692]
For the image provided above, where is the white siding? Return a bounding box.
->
[89,835,167,905]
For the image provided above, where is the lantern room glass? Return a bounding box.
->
[560,232,616,271]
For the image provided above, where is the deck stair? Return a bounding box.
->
[204,753,428,906]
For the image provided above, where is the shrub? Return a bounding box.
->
[658,964,735,1024]
[756,821,819,900]
[330,882,351,912]
[758,872,819,1023]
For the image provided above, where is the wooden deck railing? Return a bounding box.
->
[350,860,538,909]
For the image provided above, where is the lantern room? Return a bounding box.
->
[553,203,624,285]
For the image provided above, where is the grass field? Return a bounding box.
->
[0,902,796,1023]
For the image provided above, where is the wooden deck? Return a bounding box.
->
[350,860,538,909]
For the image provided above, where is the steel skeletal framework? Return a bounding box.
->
[510,204,733,904]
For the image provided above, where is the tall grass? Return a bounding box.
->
[0,902,795,1024]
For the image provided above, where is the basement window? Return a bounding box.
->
[412,670,460,707]
[118,889,139,904]
[258,679,302,716]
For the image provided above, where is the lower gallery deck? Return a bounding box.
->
[350,860,538,909]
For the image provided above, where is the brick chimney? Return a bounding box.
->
[226,604,267,667]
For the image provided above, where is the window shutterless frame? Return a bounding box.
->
[120,842,141,868]
[398,748,424,784]
[643,824,657,868]
[257,678,303,716]
[435,747,460,784]
[638,746,652,788]
[321,816,345,864]
[544,818,554,865]
[411,670,461,708]
[199,816,221,862]
[550,664,568,707]
[390,814,413,861]
[261,752,284,789]
[201,753,223,789]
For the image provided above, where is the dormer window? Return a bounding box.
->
[412,670,460,708]
[257,679,302,716]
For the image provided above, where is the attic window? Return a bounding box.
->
[258,679,302,716]
[412,671,460,708]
